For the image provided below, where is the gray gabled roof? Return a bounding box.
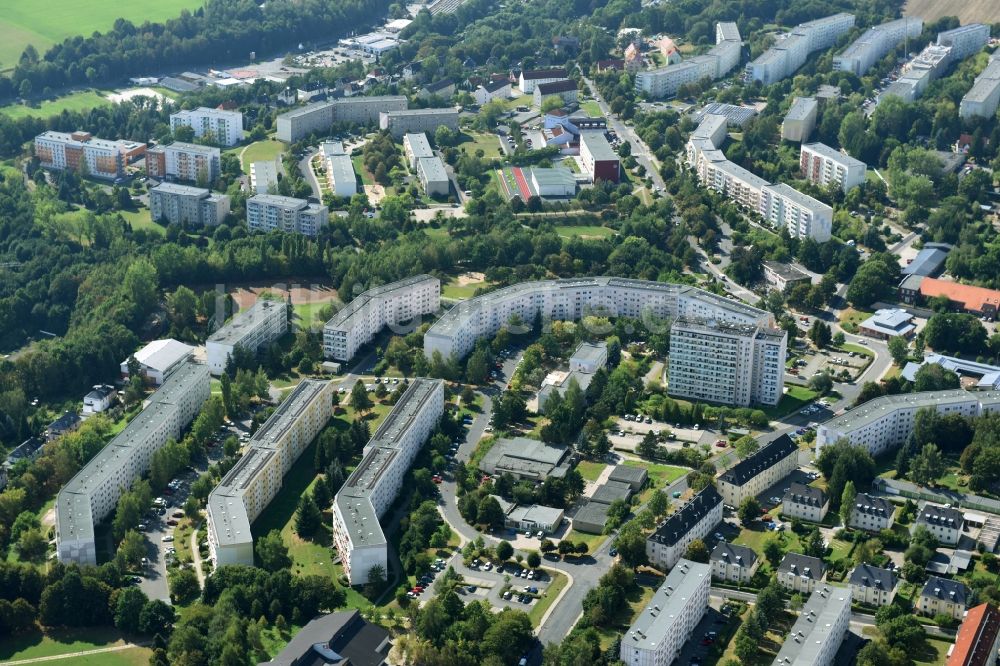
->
[849,563,897,591]
[778,552,825,580]
[921,576,969,606]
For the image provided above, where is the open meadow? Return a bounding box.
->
[903,0,1000,24]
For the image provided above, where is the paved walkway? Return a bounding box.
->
[2,642,152,665]
[190,525,205,589]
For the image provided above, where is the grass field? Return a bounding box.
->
[579,100,603,117]
[119,208,165,235]
[0,0,202,71]
[238,139,285,174]
[0,90,110,119]
[839,307,872,334]
[57,647,154,666]
[576,460,608,482]
[459,131,503,159]
[554,225,614,240]
[442,274,491,299]
[762,385,819,420]
[0,626,139,662]
[903,0,1000,24]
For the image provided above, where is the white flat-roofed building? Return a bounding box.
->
[325,152,357,199]
[379,108,459,138]
[246,194,329,236]
[635,23,742,99]
[881,44,955,104]
[961,52,1000,120]
[170,107,243,147]
[332,378,444,584]
[276,96,408,142]
[323,275,440,363]
[782,97,818,142]
[800,142,866,192]
[417,156,449,197]
[710,542,759,584]
[850,492,895,532]
[772,586,852,666]
[529,167,577,197]
[646,485,723,571]
[206,300,288,375]
[145,141,221,183]
[149,182,230,227]
[915,503,964,546]
[620,559,710,666]
[717,433,798,507]
[249,160,280,194]
[816,390,1000,456]
[56,361,210,564]
[206,379,333,566]
[849,563,898,607]
[121,338,195,385]
[762,183,832,241]
[668,317,787,407]
[403,132,433,169]
[422,276,774,361]
[34,130,131,180]
[570,341,607,373]
[937,24,990,61]
[833,17,923,76]
[746,13,855,84]
[763,261,811,292]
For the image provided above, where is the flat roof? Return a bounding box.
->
[327,153,356,186]
[766,182,832,215]
[963,56,1000,103]
[384,107,457,118]
[571,341,607,364]
[208,299,286,346]
[530,166,577,187]
[418,156,448,183]
[802,142,865,168]
[590,480,632,504]
[763,260,810,282]
[324,275,438,330]
[151,182,211,197]
[128,338,194,372]
[247,193,309,210]
[580,131,618,161]
[403,133,433,158]
[153,141,219,156]
[624,559,711,650]
[250,160,279,189]
[822,390,1000,434]
[786,97,818,121]
[772,586,852,666]
[507,504,563,524]
[479,436,568,477]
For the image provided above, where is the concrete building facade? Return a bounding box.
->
[379,108,459,138]
[717,433,798,507]
[206,300,288,375]
[782,97,818,143]
[920,576,969,619]
[960,52,1000,120]
[646,486,723,571]
[800,142,866,192]
[849,563,898,607]
[746,13,855,84]
[246,194,329,236]
[579,132,620,183]
[850,492,895,532]
[710,542,759,584]
[772,586,852,666]
[417,156,450,196]
[34,131,134,180]
[170,108,243,147]
[145,142,221,183]
[833,17,923,76]
[276,96,408,142]
[635,23,742,99]
[781,483,829,522]
[149,182,230,227]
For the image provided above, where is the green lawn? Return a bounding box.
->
[554,225,614,239]
[0,90,111,119]
[577,460,608,482]
[239,139,285,174]
[57,646,153,666]
[839,308,873,334]
[840,342,874,358]
[292,300,339,331]
[913,637,953,666]
[442,275,491,300]
[351,155,374,186]
[624,460,687,487]
[119,208,165,235]
[528,570,568,626]
[761,385,819,420]
[0,0,202,70]
[579,100,603,117]
[0,626,139,662]
[565,529,608,553]
[733,526,801,566]
[459,131,503,159]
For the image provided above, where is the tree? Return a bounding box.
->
[763,538,784,567]
[17,528,47,562]
[734,435,759,459]
[295,494,322,538]
[496,540,513,562]
[256,529,292,571]
[803,528,825,558]
[809,320,832,348]
[365,564,386,596]
[847,254,900,307]
[913,364,960,392]
[526,551,541,568]
[350,380,373,413]
[138,600,174,636]
[909,443,945,487]
[636,431,659,459]
[840,480,857,527]
[647,490,669,517]
[169,568,200,604]
[684,538,709,563]
[114,586,149,634]
[888,336,909,366]
[738,496,761,526]
[809,371,834,395]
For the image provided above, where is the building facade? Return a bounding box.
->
[849,563,898,607]
[710,542,759,584]
[34,131,134,180]
[800,142,867,192]
[145,141,221,183]
[948,603,1000,666]
[960,52,1000,120]
[920,576,969,619]
[646,486,723,571]
[170,108,243,147]
[417,156,450,196]
[635,23,742,99]
[403,132,434,169]
[782,97,818,142]
[782,483,829,522]
[777,552,826,594]
[149,183,230,227]
[533,79,578,108]
[746,13,855,84]
[833,17,923,76]
[518,68,568,94]
[850,492,895,532]
[276,96,408,142]
[379,108,460,138]
[206,300,288,375]
[914,503,964,546]
[246,194,329,236]
[579,132,620,183]
[717,433,798,507]
[772,586,852,666]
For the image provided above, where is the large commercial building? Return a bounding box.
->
[323,275,440,363]
[635,23,742,99]
[619,559,711,666]
[170,107,243,147]
[149,183,231,227]
[56,361,210,564]
[579,132,620,183]
[948,603,1000,666]
[276,96,408,142]
[206,300,288,375]
[206,380,334,566]
[688,116,833,241]
[379,108,459,138]
[781,97,818,143]
[961,52,1000,120]
[145,142,221,183]
[717,433,798,507]
[422,276,775,362]
[772,586,852,666]
[746,13,856,84]
[646,485,723,571]
[833,17,923,76]
[417,156,449,197]
[668,317,786,407]
[478,436,570,480]
[246,194,329,236]
[800,142,866,192]
[816,390,1000,457]
[332,379,444,584]
[34,131,141,180]
[264,610,391,666]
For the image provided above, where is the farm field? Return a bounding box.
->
[0,90,110,119]
[0,0,203,72]
[903,0,1000,25]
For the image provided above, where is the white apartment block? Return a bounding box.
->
[668,317,787,407]
[276,96,408,142]
[849,493,895,532]
[914,503,964,546]
[881,44,955,103]
[379,108,459,138]
[417,156,450,197]
[323,275,440,363]
[149,182,231,227]
[746,13,855,84]
[34,131,137,180]
[710,542,759,584]
[833,17,923,76]
[635,23,741,99]
[518,68,568,94]
[56,362,210,564]
[717,433,798,507]
[960,52,1000,120]
[781,97,818,143]
[816,390,1000,457]
[773,586,852,666]
[781,483,829,522]
[332,379,444,584]
[800,142,866,192]
[849,563,898,607]
[403,132,433,170]
[422,276,774,362]
[170,108,243,147]
[322,144,357,199]
[145,141,221,183]
[646,486,723,571]
[762,183,833,242]
[937,24,990,61]
[919,576,969,620]
[206,380,333,566]
[206,300,288,375]
[620,559,710,666]
[246,194,329,236]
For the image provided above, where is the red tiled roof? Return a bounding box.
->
[948,603,1000,666]
[920,278,1000,312]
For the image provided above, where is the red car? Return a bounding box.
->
[715,440,727,447]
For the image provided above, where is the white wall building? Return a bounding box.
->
[246,194,329,236]
[850,492,895,532]
[474,80,511,106]
[145,141,221,183]
[121,339,195,385]
[833,17,923,76]
[403,132,434,170]
[276,96,408,142]
[320,143,357,199]
[914,503,964,546]
[781,483,829,522]
[332,379,444,584]
[206,380,333,566]
[782,97,818,143]
[746,13,855,84]
[710,542,759,584]
[56,362,210,564]
[635,23,742,99]
[620,559,711,666]
[417,156,450,197]
[772,586,852,666]
[34,131,132,180]
[816,390,1000,457]
[762,183,833,242]
[849,563,898,607]
[379,108,459,138]
[937,24,990,61]
[777,552,826,594]
[717,433,798,507]
[149,182,231,227]
[82,385,116,415]
[668,317,786,407]
[960,52,1000,120]
[518,68,568,94]
[323,275,440,363]
[170,108,243,147]
[919,576,969,619]
[646,486,723,571]
[800,142,867,192]
[206,300,288,375]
